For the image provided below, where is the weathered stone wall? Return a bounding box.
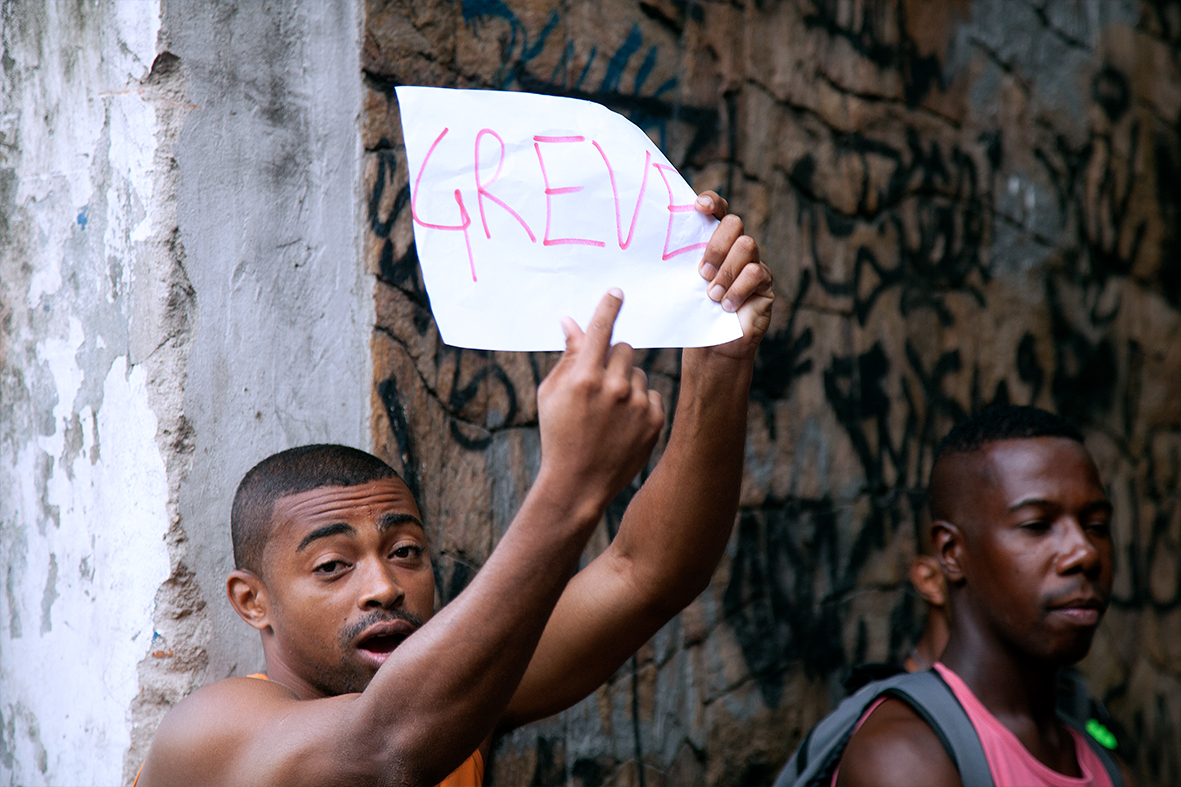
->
[1,4,184,784]
[2,2,368,784]
[363,1,1181,785]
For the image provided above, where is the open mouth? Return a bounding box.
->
[358,633,408,655]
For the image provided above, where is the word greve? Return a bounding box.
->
[413,127,703,282]
[396,87,740,351]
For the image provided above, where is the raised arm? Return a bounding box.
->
[502,192,774,727]
[139,294,665,787]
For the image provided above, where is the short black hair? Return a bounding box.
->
[933,405,1084,464]
[231,444,402,576]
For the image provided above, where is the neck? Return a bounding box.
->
[260,635,328,701]
[907,635,938,672]
[940,605,1061,731]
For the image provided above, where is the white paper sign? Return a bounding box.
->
[396,86,742,351]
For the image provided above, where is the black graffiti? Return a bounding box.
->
[377,372,422,503]
[803,0,946,107]
[723,502,845,706]
[793,126,993,326]
[1035,67,1148,289]
[751,269,815,439]
[458,0,723,168]
[440,345,520,451]
[363,2,1181,782]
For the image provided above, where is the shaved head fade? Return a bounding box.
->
[933,405,1084,463]
[231,444,402,576]
[929,406,1084,523]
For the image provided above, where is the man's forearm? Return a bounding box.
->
[346,292,664,783]
[613,347,754,611]
[348,480,602,783]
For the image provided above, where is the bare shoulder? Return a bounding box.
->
[138,677,298,787]
[835,698,964,787]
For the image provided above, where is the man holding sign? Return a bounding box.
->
[139,80,773,784]
[137,187,772,786]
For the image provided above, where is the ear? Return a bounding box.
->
[227,569,272,631]
[932,520,967,583]
[908,555,948,606]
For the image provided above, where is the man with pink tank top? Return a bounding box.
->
[835,405,1136,787]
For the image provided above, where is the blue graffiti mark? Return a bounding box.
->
[503,9,561,89]
[76,205,88,228]
[463,0,560,90]
[462,0,517,29]
[634,45,658,94]
[549,40,574,87]
[423,4,719,165]
[576,47,597,91]
[600,25,643,93]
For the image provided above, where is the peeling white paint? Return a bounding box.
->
[4,2,368,782]
[3,359,170,785]
[1,2,174,785]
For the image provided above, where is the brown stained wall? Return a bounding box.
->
[362,2,1181,785]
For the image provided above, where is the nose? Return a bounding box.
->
[357,558,405,610]
[1056,518,1100,576]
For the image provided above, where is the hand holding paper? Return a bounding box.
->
[397,86,746,351]
[693,193,776,361]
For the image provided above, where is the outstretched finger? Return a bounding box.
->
[579,288,624,368]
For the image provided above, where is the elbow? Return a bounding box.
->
[642,570,713,621]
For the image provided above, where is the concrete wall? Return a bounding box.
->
[1,2,368,784]
[362,2,1181,785]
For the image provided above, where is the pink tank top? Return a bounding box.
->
[934,662,1113,787]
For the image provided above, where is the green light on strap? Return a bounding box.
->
[1086,718,1118,750]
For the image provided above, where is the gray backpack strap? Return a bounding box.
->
[773,670,995,787]
[883,671,994,787]
[1058,712,1124,787]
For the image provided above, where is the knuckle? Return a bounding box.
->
[735,234,758,256]
[722,214,744,236]
[649,406,664,429]
[606,378,631,401]
[705,236,729,260]
[572,371,599,395]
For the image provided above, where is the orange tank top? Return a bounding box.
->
[133,675,484,787]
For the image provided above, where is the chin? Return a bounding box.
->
[1039,630,1098,666]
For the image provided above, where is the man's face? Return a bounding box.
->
[954,437,1114,665]
[259,478,436,697]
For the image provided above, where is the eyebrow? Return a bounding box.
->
[296,522,356,552]
[378,512,424,532]
[1007,498,1113,514]
[1008,498,1054,512]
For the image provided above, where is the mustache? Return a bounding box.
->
[1042,585,1111,609]
[339,609,425,645]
